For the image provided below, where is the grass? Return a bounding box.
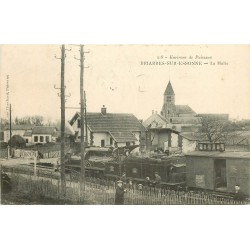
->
[1,191,88,205]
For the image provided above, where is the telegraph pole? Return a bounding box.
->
[9,104,12,157]
[80,45,86,195]
[60,45,66,197]
[79,45,85,194]
[54,45,70,197]
[73,44,89,197]
[84,91,88,144]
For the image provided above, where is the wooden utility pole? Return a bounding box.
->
[80,45,85,195]
[78,45,90,196]
[84,91,88,144]
[55,45,71,197]
[60,45,66,197]
[9,104,12,157]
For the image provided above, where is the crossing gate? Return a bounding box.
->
[14,149,38,159]
[41,151,60,159]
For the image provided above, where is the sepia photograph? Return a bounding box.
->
[1,44,249,205]
[1,2,250,250]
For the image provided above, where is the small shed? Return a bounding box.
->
[185,147,250,196]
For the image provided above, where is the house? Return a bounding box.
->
[185,142,250,196]
[69,106,146,152]
[23,130,32,143]
[3,124,34,143]
[31,126,57,144]
[143,112,199,153]
[2,123,74,145]
[143,113,180,152]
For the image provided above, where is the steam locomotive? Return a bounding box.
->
[65,146,186,187]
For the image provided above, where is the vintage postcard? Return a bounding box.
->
[0,44,249,205]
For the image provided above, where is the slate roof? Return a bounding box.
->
[109,131,138,143]
[175,105,196,115]
[70,112,146,132]
[4,124,34,131]
[164,81,175,95]
[32,126,56,135]
[197,113,229,120]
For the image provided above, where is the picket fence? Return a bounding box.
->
[7,171,248,205]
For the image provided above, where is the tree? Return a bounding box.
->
[0,118,9,126]
[8,135,26,148]
[198,116,243,143]
[13,116,44,125]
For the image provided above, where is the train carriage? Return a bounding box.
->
[186,143,250,197]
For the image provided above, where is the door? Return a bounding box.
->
[214,159,227,189]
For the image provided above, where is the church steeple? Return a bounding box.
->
[161,80,176,118]
[164,80,175,95]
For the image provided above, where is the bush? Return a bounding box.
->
[8,135,26,148]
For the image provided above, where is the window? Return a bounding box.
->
[26,139,28,143]
[208,144,213,151]
[170,118,172,123]
[40,136,44,142]
[126,142,130,146]
[167,96,171,102]
[101,140,105,147]
[132,168,138,174]
[77,119,81,128]
[110,137,113,145]
[46,136,50,142]
[34,136,38,142]
[109,166,114,172]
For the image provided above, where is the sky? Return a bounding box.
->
[0,44,249,122]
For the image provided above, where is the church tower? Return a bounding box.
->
[161,80,176,119]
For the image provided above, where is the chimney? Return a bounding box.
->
[101,105,107,115]
[152,110,154,114]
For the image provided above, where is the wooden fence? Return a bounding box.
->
[14,149,38,158]
[5,170,248,205]
[41,151,60,159]
[26,143,70,159]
